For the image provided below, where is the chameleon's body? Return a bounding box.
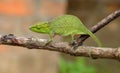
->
[29,15,102,46]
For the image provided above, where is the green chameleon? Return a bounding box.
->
[29,15,102,47]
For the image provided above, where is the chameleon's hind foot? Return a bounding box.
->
[69,46,76,56]
[69,45,79,56]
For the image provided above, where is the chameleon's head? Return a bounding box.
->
[29,22,50,34]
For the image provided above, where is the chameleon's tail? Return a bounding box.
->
[86,30,102,47]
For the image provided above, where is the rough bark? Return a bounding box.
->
[0,34,120,61]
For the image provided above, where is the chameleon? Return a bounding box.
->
[29,15,102,47]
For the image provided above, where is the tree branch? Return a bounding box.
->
[73,10,120,46]
[0,34,120,61]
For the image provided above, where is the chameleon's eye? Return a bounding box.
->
[36,25,41,29]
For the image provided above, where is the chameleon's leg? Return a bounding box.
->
[45,31,54,46]
[71,34,74,42]
[70,35,75,55]
[70,34,78,47]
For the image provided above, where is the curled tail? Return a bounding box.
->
[86,30,102,47]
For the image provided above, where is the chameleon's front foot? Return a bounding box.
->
[44,39,52,46]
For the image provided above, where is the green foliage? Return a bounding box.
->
[58,57,95,73]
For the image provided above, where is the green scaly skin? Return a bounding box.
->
[29,15,102,47]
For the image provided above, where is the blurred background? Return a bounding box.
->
[0,0,120,73]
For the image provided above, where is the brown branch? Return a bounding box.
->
[73,10,120,46]
[0,34,120,61]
